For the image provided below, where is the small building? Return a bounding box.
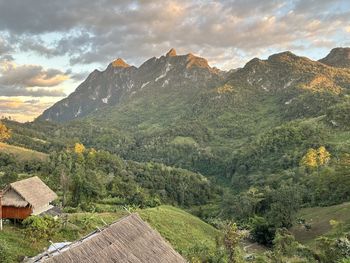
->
[0,176,57,220]
[29,213,186,263]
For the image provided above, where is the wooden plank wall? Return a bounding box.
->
[2,206,32,219]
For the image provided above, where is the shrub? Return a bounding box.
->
[22,215,61,243]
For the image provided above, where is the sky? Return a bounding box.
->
[0,0,349,122]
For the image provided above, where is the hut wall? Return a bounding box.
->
[2,206,32,219]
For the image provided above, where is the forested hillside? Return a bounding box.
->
[1,48,350,262]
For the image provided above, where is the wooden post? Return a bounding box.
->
[0,190,3,231]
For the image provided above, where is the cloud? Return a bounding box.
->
[0,97,54,122]
[0,0,348,121]
[0,37,12,57]
[0,58,68,98]
[0,0,348,70]
[0,60,69,87]
[0,85,65,97]
[70,71,90,81]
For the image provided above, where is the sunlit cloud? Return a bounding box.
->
[0,97,56,122]
[0,60,69,87]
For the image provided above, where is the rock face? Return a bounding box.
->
[319,47,350,68]
[38,49,223,122]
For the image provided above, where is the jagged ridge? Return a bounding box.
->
[38,49,223,122]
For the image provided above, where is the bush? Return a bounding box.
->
[22,215,61,243]
[317,234,350,263]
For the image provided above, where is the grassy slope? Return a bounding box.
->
[0,205,220,262]
[0,142,47,161]
[138,205,222,254]
[291,202,350,244]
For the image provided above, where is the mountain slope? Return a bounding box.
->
[0,142,47,161]
[33,48,350,179]
[291,202,350,244]
[39,49,223,122]
[138,205,222,256]
[319,47,350,68]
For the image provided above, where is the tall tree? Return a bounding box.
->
[300,146,331,170]
[74,143,86,154]
[224,222,245,263]
[300,148,318,168]
[317,146,331,166]
[0,122,11,142]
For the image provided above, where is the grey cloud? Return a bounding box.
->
[70,71,89,81]
[24,99,40,104]
[0,37,12,55]
[0,0,349,69]
[0,61,69,87]
[0,56,69,97]
[0,85,65,97]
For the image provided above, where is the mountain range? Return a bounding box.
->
[29,47,350,178]
[39,47,350,123]
[39,48,224,122]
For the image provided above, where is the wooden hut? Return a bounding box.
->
[29,213,186,263]
[0,176,57,220]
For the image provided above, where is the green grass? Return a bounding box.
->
[138,205,222,255]
[0,224,48,262]
[0,205,221,262]
[290,202,350,244]
[0,142,47,161]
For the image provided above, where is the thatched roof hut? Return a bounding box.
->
[1,176,57,218]
[30,213,186,263]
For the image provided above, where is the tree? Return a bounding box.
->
[272,229,316,262]
[60,169,70,207]
[0,122,11,142]
[74,143,85,154]
[317,146,331,166]
[223,222,245,263]
[300,148,318,168]
[267,184,302,228]
[250,216,276,246]
[300,146,331,170]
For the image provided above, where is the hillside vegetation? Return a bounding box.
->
[1,48,350,262]
[0,206,220,262]
[0,142,47,161]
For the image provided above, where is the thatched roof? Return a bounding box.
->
[31,213,187,263]
[2,176,57,209]
[1,188,29,207]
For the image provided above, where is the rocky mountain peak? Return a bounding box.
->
[166,48,177,57]
[267,51,301,62]
[38,49,224,122]
[111,58,130,68]
[319,47,350,68]
[185,53,210,69]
